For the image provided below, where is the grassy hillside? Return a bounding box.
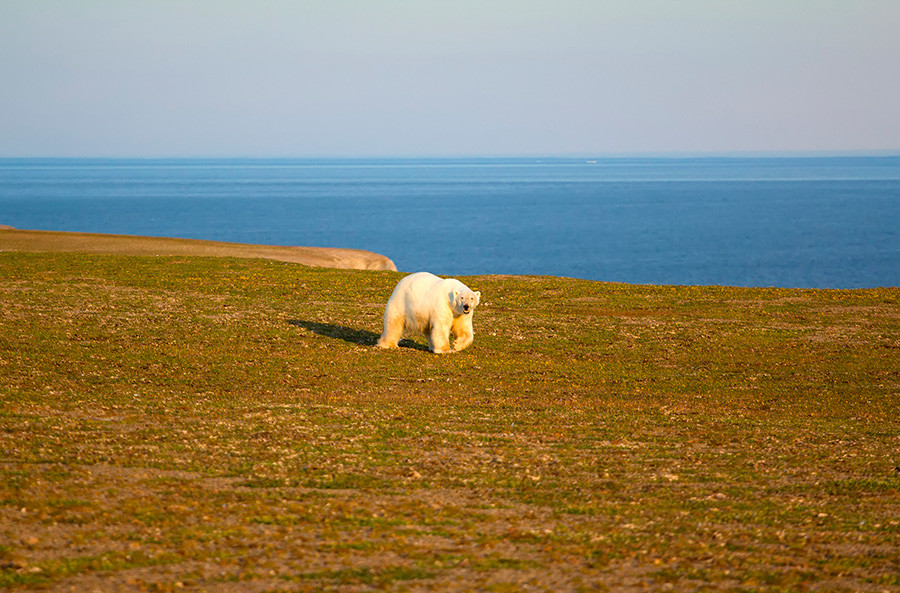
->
[1,251,898,592]
[0,228,397,271]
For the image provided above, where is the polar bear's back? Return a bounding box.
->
[393,272,467,300]
[386,272,453,332]
[394,272,442,298]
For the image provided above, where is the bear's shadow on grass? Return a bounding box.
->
[287,320,430,351]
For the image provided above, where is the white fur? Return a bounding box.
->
[376,272,481,354]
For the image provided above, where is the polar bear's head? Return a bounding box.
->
[451,288,481,316]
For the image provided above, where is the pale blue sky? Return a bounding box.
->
[1,1,898,157]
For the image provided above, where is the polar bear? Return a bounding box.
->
[376,272,481,354]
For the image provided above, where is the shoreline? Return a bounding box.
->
[0,227,397,272]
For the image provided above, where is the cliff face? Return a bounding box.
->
[277,245,397,271]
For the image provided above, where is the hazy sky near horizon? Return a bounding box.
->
[2,1,899,157]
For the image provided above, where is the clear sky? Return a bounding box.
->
[1,1,898,157]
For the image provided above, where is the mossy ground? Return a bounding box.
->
[1,251,898,592]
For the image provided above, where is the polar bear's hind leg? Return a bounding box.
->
[376,310,404,349]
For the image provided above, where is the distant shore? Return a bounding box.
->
[0,227,397,271]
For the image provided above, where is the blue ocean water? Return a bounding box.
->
[1,157,898,288]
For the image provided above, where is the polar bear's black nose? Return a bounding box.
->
[463,304,470,312]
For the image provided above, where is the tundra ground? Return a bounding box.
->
[1,251,898,592]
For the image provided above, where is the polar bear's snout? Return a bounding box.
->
[463,303,471,313]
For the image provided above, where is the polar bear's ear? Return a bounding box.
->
[451,289,459,303]
[474,291,481,305]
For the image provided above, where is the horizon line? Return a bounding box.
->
[2,149,900,161]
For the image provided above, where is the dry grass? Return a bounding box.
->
[1,250,898,592]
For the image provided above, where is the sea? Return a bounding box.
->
[1,156,898,289]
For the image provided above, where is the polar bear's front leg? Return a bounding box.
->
[450,314,475,352]
[428,325,453,354]
[452,328,473,352]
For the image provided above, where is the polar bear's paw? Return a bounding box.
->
[376,337,399,349]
